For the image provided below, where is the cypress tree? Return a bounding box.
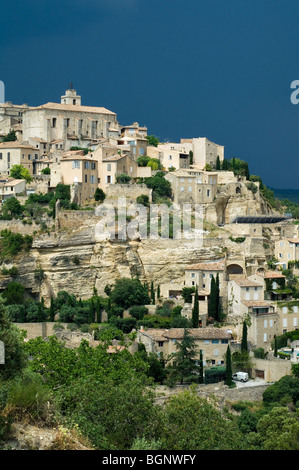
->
[192,287,199,328]
[241,321,248,353]
[157,285,161,299]
[96,297,101,323]
[274,336,278,357]
[199,349,204,384]
[225,345,233,386]
[151,281,155,304]
[49,296,55,322]
[216,155,221,170]
[89,300,95,323]
[208,276,217,320]
[215,273,220,322]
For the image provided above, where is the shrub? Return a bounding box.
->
[129,306,148,320]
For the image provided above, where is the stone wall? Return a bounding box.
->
[105,184,152,202]
[252,357,292,383]
[0,218,53,235]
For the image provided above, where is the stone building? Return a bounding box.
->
[180,137,224,169]
[0,177,26,201]
[147,142,190,171]
[60,150,98,205]
[275,237,299,270]
[22,86,118,151]
[137,327,232,366]
[165,168,218,205]
[0,141,40,175]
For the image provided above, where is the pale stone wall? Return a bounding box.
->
[16,322,60,339]
[105,184,152,201]
[252,357,292,382]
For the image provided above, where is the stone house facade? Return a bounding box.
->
[137,327,232,366]
[0,141,40,175]
[165,168,218,205]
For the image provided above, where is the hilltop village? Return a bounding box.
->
[0,84,299,387]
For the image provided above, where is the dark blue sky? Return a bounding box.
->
[1,0,299,188]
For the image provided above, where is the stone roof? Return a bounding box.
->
[0,141,37,150]
[185,260,225,271]
[233,279,263,287]
[263,271,286,279]
[242,301,272,307]
[287,238,299,244]
[32,102,116,115]
[140,328,232,341]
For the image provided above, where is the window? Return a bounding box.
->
[283,318,287,327]
[72,160,80,169]
[191,273,195,278]
[264,320,267,328]
[52,118,56,127]
[283,307,288,314]
[207,189,210,197]
[204,340,209,344]
[7,152,10,162]
[212,339,219,344]
[221,339,228,344]
[169,155,172,160]
[263,333,267,342]
[84,161,90,169]
[90,175,95,184]
[0,153,2,160]
[158,341,163,347]
[294,318,298,327]
[294,306,298,313]
[85,175,87,183]
[107,164,111,171]
[91,162,96,170]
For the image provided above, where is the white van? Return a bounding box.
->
[232,372,248,382]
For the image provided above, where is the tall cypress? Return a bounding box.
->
[49,296,55,322]
[225,345,233,386]
[199,349,204,384]
[215,273,220,322]
[208,276,216,320]
[241,321,248,353]
[192,287,199,328]
[151,281,155,305]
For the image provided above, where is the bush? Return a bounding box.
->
[129,306,148,320]
[6,370,54,425]
[0,229,32,258]
[204,367,226,384]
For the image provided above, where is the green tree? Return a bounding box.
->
[181,287,195,303]
[41,167,51,175]
[241,321,248,353]
[94,188,106,202]
[168,329,199,385]
[10,164,32,182]
[146,135,160,147]
[1,130,17,142]
[0,296,27,379]
[225,345,233,386]
[192,287,199,328]
[161,386,245,450]
[110,278,151,309]
[248,407,299,450]
[2,282,25,305]
[208,275,220,322]
[216,155,221,170]
[1,197,23,217]
[150,281,155,304]
[199,349,204,384]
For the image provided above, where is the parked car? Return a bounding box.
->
[232,372,248,382]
